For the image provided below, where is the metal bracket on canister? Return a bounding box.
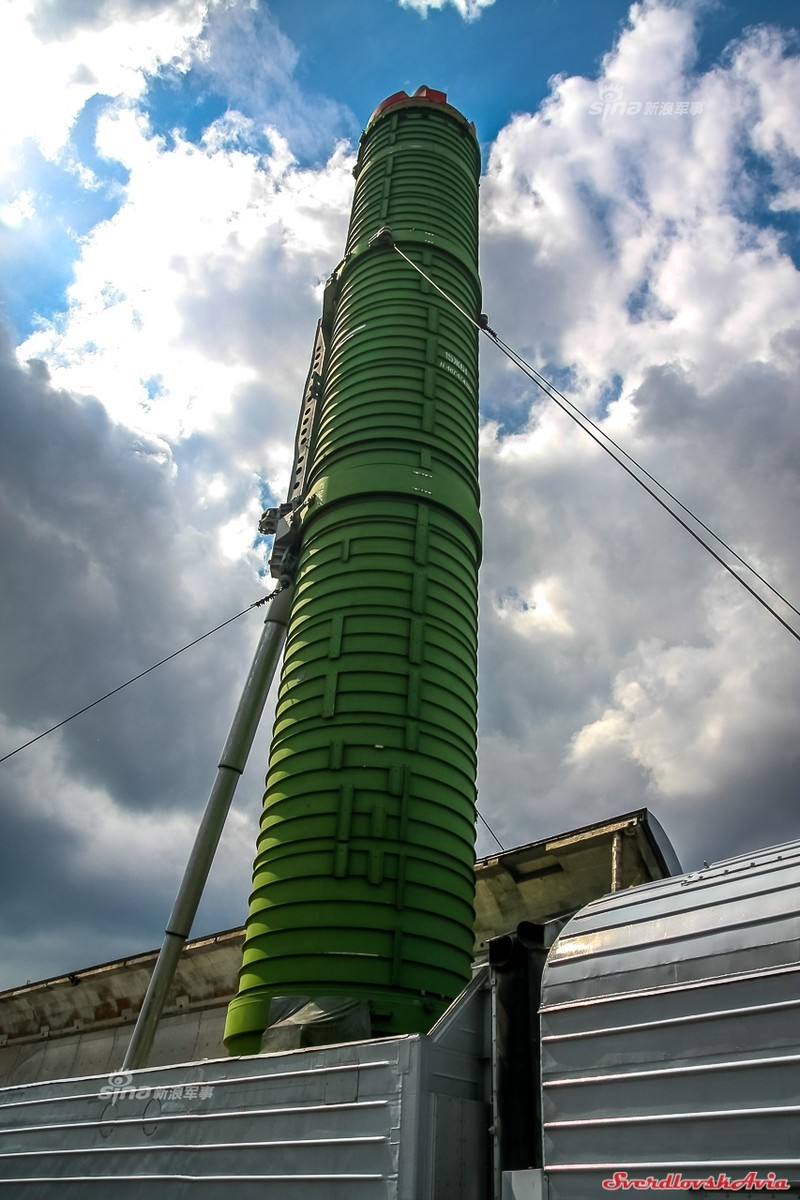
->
[368,225,395,251]
[259,501,300,584]
[260,297,331,581]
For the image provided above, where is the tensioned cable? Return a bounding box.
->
[6,254,796,796]
[490,326,800,622]
[392,243,800,646]
[477,808,506,852]
[1,584,505,845]
[0,591,281,767]
[490,328,800,621]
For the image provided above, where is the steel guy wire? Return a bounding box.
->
[0,590,283,767]
[392,242,800,646]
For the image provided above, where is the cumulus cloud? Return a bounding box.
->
[17,102,355,459]
[28,0,208,41]
[475,2,800,867]
[190,2,359,159]
[0,326,286,988]
[0,0,209,168]
[397,0,495,19]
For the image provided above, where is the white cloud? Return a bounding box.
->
[0,334,278,988]
[567,573,800,809]
[397,0,495,19]
[193,1,358,158]
[17,104,355,443]
[0,0,209,170]
[0,696,264,988]
[475,3,800,866]
[480,6,800,409]
[0,191,37,229]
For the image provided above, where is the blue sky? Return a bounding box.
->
[1,0,799,990]
[4,0,798,341]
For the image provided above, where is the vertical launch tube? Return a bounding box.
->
[224,87,482,1052]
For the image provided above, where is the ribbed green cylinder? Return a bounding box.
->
[225,89,482,1052]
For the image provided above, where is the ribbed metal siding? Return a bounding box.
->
[540,839,800,1199]
[345,102,480,264]
[0,1041,403,1198]
[0,973,490,1199]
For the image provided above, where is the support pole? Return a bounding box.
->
[122,585,294,1071]
[611,830,624,892]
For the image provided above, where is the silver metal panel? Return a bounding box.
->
[430,1094,489,1200]
[502,1171,547,1200]
[540,838,800,1200]
[0,970,492,1198]
[429,996,490,1199]
[400,970,491,1199]
[0,1040,404,1198]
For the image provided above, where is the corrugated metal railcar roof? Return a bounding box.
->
[540,836,800,1199]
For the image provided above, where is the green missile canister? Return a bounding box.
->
[224,86,482,1052]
